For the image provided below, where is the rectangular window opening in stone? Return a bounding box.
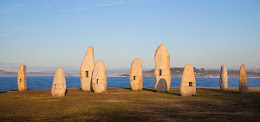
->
[159,69,162,76]
[133,76,136,80]
[97,79,99,84]
[85,71,88,78]
[241,83,243,87]
[189,82,192,86]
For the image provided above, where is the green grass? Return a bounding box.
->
[0,87,260,121]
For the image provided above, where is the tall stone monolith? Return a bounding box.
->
[180,64,196,97]
[220,65,228,91]
[17,65,27,91]
[51,68,66,97]
[129,58,143,91]
[80,46,95,91]
[92,60,107,93]
[239,64,248,94]
[154,44,171,92]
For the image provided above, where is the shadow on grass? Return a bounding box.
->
[197,88,239,94]
[143,88,181,96]
[65,89,68,95]
[123,88,131,91]
[0,91,7,94]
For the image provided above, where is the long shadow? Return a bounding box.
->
[123,88,131,91]
[0,91,7,94]
[142,87,181,96]
[65,89,68,95]
[142,88,156,92]
[197,88,239,94]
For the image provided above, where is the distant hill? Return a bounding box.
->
[121,68,260,78]
[0,70,54,77]
[0,69,129,77]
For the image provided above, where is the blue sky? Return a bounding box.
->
[0,0,259,72]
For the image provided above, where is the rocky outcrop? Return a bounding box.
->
[80,46,95,91]
[92,60,107,93]
[51,68,66,97]
[17,65,27,91]
[129,58,143,91]
[239,64,248,94]
[180,64,196,96]
[154,44,171,92]
[220,65,228,91]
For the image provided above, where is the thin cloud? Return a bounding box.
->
[0,34,8,37]
[71,8,88,11]
[15,4,24,7]
[97,0,125,7]
[0,11,11,14]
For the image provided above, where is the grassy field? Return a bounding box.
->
[0,87,260,121]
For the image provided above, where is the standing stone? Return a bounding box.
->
[80,46,95,91]
[220,65,228,91]
[51,68,66,97]
[154,44,171,92]
[180,64,196,97]
[129,58,143,91]
[239,64,248,94]
[92,60,107,93]
[17,65,27,91]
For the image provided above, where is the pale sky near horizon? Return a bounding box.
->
[0,0,259,72]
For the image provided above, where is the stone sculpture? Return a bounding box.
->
[92,60,107,93]
[239,64,248,94]
[180,64,196,96]
[154,44,171,92]
[129,58,143,91]
[220,65,228,91]
[80,46,95,91]
[51,68,66,97]
[17,65,27,91]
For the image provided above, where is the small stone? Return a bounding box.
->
[92,60,107,93]
[80,46,95,91]
[154,44,171,92]
[239,64,248,94]
[51,68,66,97]
[129,58,143,91]
[180,64,196,97]
[17,65,27,91]
[220,65,228,91]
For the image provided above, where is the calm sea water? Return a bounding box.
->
[0,77,259,91]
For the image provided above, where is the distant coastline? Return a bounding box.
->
[121,68,260,78]
[1,68,260,78]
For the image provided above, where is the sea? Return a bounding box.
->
[0,77,260,91]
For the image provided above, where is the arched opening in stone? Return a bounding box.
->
[97,79,99,84]
[241,83,243,87]
[20,79,21,82]
[85,71,88,78]
[133,76,136,80]
[189,82,192,86]
[159,69,162,76]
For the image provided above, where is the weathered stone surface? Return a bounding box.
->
[51,68,66,97]
[80,46,95,91]
[92,60,107,93]
[180,64,196,96]
[220,65,228,91]
[239,64,248,94]
[129,58,143,91]
[154,44,171,92]
[17,65,27,91]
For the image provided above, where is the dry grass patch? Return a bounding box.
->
[0,87,260,121]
